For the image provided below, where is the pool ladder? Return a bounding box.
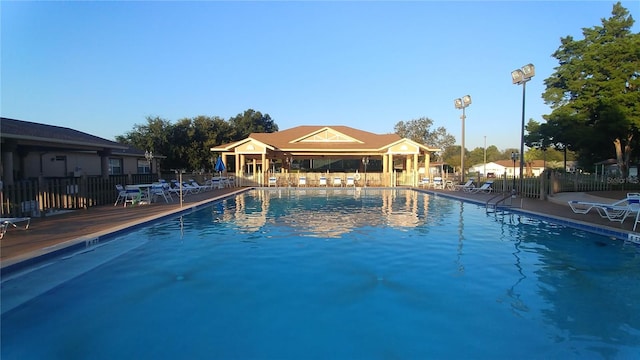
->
[486,191,517,214]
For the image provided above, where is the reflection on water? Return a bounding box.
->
[216,188,442,237]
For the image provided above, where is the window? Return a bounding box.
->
[137,159,150,174]
[109,158,123,175]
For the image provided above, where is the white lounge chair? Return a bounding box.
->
[170,180,195,195]
[419,178,430,188]
[1,217,31,239]
[333,177,343,187]
[346,176,355,187]
[268,176,278,187]
[574,194,640,230]
[468,181,493,194]
[298,177,306,187]
[568,193,640,215]
[189,179,212,191]
[319,177,328,187]
[431,177,444,189]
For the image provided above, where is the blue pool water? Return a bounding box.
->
[2,188,640,359]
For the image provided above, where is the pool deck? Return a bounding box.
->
[1,186,637,272]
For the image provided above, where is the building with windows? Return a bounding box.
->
[0,118,155,185]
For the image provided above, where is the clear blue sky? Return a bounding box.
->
[2,1,638,151]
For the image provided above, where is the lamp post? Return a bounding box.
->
[362,156,369,187]
[144,150,154,175]
[511,151,518,192]
[511,63,535,194]
[454,95,472,183]
[285,155,293,186]
[483,135,487,182]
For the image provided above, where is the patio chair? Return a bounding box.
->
[319,176,328,187]
[298,176,306,187]
[268,176,278,187]
[333,177,343,187]
[1,217,31,239]
[150,183,173,203]
[114,184,128,206]
[123,186,148,207]
[419,178,430,188]
[468,181,493,194]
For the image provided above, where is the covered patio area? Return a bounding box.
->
[210,125,439,187]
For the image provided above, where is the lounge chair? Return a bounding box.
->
[298,177,306,187]
[468,181,493,194]
[189,179,212,191]
[170,180,195,195]
[419,178,430,188]
[455,180,475,192]
[333,177,343,187]
[319,176,328,187]
[568,193,640,215]
[268,176,278,187]
[597,196,640,230]
[572,193,640,230]
[1,217,31,239]
[431,177,444,189]
[346,176,355,187]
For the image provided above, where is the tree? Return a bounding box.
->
[116,109,277,172]
[228,109,278,139]
[467,145,504,166]
[541,2,640,177]
[394,117,456,161]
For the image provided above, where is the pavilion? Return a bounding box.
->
[210,125,440,187]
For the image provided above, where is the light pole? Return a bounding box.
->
[511,63,535,194]
[286,155,293,186]
[454,95,472,183]
[483,135,487,182]
[144,150,154,175]
[511,151,518,192]
[362,156,369,187]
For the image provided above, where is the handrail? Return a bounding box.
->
[486,191,516,212]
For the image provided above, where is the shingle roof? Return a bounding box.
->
[1,117,127,149]
[250,125,401,151]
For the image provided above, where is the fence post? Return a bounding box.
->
[539,170,546,200]
[550,171,559,195]
[38,174,46,216]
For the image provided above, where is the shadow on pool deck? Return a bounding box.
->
[1,186,637,271]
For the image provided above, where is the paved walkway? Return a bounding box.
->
[1,187,636,272]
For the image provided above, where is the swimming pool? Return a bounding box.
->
[2,188,639,359]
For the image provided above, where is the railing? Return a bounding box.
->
[0,174,161,217]
[3,171,630,217]
[236,171,392,187]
